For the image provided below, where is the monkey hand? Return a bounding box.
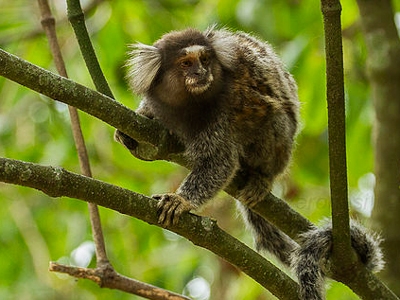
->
[114,130,139,151]
[153,193,195,226]
[114,129,157,161]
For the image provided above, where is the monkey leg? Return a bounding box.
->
[238,203,296,265]
[236,172,297,265]
[236,171,272,208]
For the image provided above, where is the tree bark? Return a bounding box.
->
[356,0,400,295]
[320,0,353,274]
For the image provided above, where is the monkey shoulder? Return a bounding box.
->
[214,30,298,127]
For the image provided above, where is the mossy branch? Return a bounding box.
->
[0,48,181,161]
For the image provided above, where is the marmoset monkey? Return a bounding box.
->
[117,27,299,262]
[115,27,383,299]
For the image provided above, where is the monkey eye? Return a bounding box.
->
[180,60,193,68]
[200,56,209,65]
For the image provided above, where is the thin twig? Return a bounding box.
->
[66,0,114,98]
[49,262,191,300]
[65,0,116,268]
[0,0,105,47]
[36,0,109,267]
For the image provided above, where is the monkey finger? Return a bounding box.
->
[152,194,163,201]
[114,130,139,150]
[153,193,193,226]
[154,194,170,221]
[171,203,188,225]
[155,195,178,226]
[163,201,181,226]
[156,199,170,225]
[160,206,179,227]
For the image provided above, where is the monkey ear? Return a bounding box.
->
[126,43,162,94]
[204,27,237,71]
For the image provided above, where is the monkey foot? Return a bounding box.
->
[153,193,194,226]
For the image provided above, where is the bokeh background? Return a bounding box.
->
[1,0,399,299]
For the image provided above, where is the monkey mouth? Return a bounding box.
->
[185,76,213,94]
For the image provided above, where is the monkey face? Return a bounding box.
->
[127,28,228,105]
[177,45,214,95]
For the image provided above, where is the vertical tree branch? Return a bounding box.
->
[37,0,109,267]
[356,0,400,294]
[320,0,353,270]
[320,3,399,299]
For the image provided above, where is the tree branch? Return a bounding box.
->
[320,0,353,273]
[0,47,182,161]
[49,262,191,300]
[0,157,299,300]
[356,0,400,295]
[319,1,399,299]
[66,0,114,98]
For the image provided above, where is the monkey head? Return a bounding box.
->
[126,28,236,106]
[171,44,214,95]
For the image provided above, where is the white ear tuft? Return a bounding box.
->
[205,28,237,71]
[125,43,162,94]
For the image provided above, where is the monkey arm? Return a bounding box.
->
[156,119,240,226]
[176,149,239,206]
[177,116,240,204]
[155,148,239,226]
[135,97,155,119]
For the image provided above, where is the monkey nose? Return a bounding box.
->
[194,67,207,76]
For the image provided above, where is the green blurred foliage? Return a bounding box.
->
[1,0,396,299]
